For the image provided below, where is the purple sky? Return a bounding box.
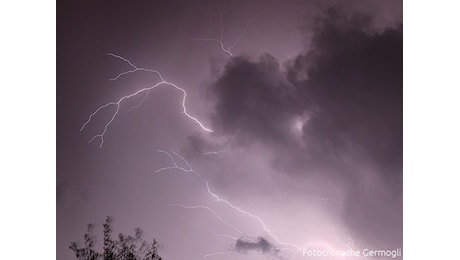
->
[57,1,402,259]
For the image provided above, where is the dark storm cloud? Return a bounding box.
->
[207,8,402,178]
[201,8,403,249]
[234,237,280,256]
[298,8,402,175]
[208,54,302,146]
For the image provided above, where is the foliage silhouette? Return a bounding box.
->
[70,217,162,260]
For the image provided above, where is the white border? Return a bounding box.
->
[0,1,56,259]
[404,0,460,259]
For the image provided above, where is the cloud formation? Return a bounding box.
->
[199,7,403,250]
[207,8,402,181]
[234,237,280,256]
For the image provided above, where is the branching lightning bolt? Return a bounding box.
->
[154,150,371,259]
[80,53,213,148]
[155,149,196,175]
[206,181,300,250]
[168,203,246,237]
[225,2,274,51]
[124,90,150,115]
[180,7,232,57]
[181,2,274,57]
[155,150,301,254]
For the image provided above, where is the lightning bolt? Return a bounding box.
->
[155,149,197,175]
[206,181,300,250]
[203,148,227,156]
[181,2,274,57]
[203,250,234,258]
[213,234,241,241]
[155,149,302,254]
[154,150,370,259]
[80,53,213,148]
[180,7,233,57]
[124,90,150,115]
[168,203,246,237]
[82,1,274,146]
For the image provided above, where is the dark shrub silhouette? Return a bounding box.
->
[69,217,162,260]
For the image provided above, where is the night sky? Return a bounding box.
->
[57,1,403,259]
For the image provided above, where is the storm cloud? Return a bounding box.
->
[207,8,402,180]
[202,7,403,250]
[234,237,280,256]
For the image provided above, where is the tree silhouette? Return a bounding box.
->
[70,217,162,260]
